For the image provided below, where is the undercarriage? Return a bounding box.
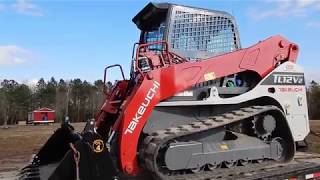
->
[141,106,295,179]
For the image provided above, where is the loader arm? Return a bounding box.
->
[113,35,299,175]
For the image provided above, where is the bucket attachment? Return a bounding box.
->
[19,120,118,180]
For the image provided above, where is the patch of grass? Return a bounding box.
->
[0,122,85,172]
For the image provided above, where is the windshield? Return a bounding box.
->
[142,22,166,50]
[143,22,166,43]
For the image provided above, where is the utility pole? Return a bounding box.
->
[65,85,70,123]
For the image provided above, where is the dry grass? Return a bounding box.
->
[0,123,85,172]
[305,120,320,153]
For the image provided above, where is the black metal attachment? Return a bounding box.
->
[19,120,118,180]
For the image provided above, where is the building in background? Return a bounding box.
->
[27,107,55,125]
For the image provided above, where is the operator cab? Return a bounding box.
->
[132,3,248,100]
[133,2,241,60]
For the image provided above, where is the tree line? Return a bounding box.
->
[307,81,320,120]
[0,77,111,125]
[1,78,320,125]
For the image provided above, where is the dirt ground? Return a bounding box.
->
[305,120,320,153]
[1,121,320,179]
[0,122,85,179]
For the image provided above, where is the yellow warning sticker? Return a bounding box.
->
[204,72,216,81]
[220,144,229,150]
[93,139,104,153]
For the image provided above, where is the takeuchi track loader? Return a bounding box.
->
[19,2,310,180]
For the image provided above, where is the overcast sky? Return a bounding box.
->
[0,0,319,85]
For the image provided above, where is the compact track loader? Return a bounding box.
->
[20,2,310,180]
